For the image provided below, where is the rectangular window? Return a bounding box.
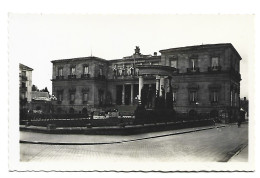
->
[191,59,196,69]
[58,68,63,76]
[212,57,219,67]
[58,93,63,101]
[70,93,75,101]
[21,92,25,99]
[170,60,177,68]
[83,66,89,74]
[71,67,76,75]
[118,69,122,76]
[189,91,197,103]
[22,71,26,77]
[173,91,177,102]
[21,82,26,88]
[83,93,88,102]
[211,91,219,103]
[99,68,103,76]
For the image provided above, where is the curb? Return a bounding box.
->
[20,125,226,145]
[227,144,248,162]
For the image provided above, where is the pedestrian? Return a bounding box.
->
[238,119,241,128]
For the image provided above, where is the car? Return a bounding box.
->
[93,111,106,119]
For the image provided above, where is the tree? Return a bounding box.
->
[32,84,39,91]
[39,87,49,93]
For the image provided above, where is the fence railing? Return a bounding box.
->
[20,111,213,128]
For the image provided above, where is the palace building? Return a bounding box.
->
[51,43,241,122]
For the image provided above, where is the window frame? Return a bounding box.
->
[83,93,88,102]
[58,67,63,76]
[169,57,178,68]
[172,91,177,102]
[211,57,219,68]
[70,66,76,75]
[22,71,26,77]
[70,93,75,102]
[83,65,89,74]
[57,93,63,102]
[189,90,198,103]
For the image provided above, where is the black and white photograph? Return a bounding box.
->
[8,13,254,172]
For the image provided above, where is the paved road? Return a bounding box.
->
[20,123,248,162]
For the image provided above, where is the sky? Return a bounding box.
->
[9,14,254,98]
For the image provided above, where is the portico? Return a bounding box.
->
[137,65,177,102]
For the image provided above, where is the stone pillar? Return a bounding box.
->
[168,76,172,92]
[130,84,134,105]
[138,76,144,100]
[160,77,165,96]
[122,84,125,105]
[156,75,160,96]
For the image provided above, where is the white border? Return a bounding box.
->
[1,0,259,177]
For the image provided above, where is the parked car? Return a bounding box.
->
[93,111,106,119]
[33,110,43,114]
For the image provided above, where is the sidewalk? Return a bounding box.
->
[20,124,227,145]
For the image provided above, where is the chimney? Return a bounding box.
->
[154,52,157,56]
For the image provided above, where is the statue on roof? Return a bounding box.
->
[134,46,140,55]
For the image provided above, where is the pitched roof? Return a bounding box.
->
[51,56,108,63]
[19,63,33,71]
[159,43,242,60]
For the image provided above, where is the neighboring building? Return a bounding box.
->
[51,43,241,122]
[19,63,33,103]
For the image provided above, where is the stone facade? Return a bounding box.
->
[19,63,33,103]
[51,43,241,122]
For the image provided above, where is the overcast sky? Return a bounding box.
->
[9,14,254,98]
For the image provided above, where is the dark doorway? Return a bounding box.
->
[143,84,156,108]
[124,85,131,105]
[133,84,139,99]
[116,85,122,105]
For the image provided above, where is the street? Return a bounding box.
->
[20,123,248,162]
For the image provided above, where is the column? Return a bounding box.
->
[156,75,160,97]
[160,77,165,96]
[130,84,134,105]
[122,84,125,105]
[168,76,172,92]
[138,76,144,100]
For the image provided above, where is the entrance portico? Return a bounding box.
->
[137,65,177,102]
[115,65,177,106]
